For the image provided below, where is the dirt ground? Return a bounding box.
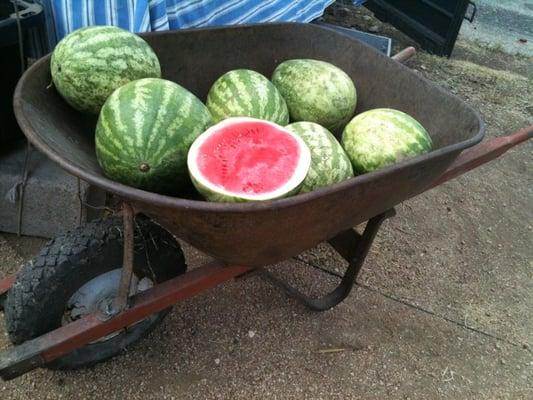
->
[1,3,532,399]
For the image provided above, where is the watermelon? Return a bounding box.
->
[342,108,433,174]
[187,117,311,202]
[206,69,289,125]
[95,78,213,194]
[272,59,357,133]
[285,122,353,192]
[51,26,161,114]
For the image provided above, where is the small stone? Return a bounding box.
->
[368,25,380,33]
[487,227,492,232]
[214,358,220,365]
[501,359,506,365]
[248,330,256,338]
[421,64,428,71]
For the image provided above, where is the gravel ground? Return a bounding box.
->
[1,4,532,399]
[1,248,532,399]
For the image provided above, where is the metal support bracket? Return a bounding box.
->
[109,202,135,315]
[261,209,396,311]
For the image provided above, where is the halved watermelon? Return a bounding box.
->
[187,117,311,202]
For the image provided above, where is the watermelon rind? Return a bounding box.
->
[95,78,213,194]
[341,108,433,174]
[51,25,161,114]
[285,122,353,193]
[272,59,357,133]
[206,69,290,125]
[187,117,311,202]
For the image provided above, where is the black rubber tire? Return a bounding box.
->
[4,216,186,370]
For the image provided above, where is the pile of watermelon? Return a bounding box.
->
[51,26,433,203]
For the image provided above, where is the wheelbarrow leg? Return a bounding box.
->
[261,209,395,311]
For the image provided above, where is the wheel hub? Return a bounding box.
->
[62,269,154,342]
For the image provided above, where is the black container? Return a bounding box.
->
[0,0,45,151]
[366,0,476,57]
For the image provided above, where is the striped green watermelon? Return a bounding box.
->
[272,59,357,133]
[187,117,310,202]
[285,122,353,193]
[95,78,213,194]
[206,69,289,125]
[342,108,432,174]
[51,26,161,114]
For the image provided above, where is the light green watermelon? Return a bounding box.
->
[285,122,353,192]
[206,69,289,125]
[272,59,357,133]
[187,117,310,202]
[51,26,161,114]
[95,78,213,194]
[342,108,433,174]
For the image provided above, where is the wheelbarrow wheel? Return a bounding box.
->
[3,216,186,370]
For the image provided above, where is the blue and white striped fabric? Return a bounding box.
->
[41,0,336,49]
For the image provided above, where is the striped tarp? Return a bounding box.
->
[42,0,337,48]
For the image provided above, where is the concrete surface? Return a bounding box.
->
[459,0,533,56]
[0,144,105,238]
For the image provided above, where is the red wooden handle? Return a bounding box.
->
[430,125,533,188]
[392,46,416,63]
[0,274,16,297]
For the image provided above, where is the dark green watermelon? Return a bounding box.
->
[95,78,213,194]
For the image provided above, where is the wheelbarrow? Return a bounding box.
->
[0,23,531,380]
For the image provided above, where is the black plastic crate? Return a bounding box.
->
[366,0,476,57]
[0,0,45,150]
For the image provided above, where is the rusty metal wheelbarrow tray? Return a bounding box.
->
[13,23,485,267]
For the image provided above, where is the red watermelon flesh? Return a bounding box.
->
[188,117,311,202]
